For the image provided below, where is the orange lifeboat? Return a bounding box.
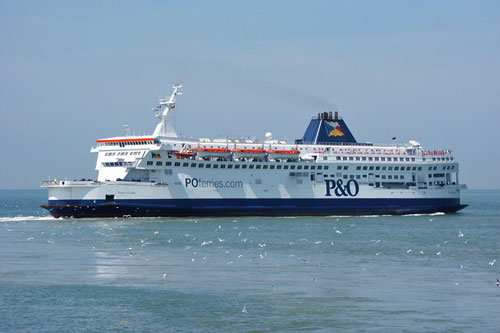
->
[174,151,196,159]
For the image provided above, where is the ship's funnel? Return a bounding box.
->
[295,114,357,144]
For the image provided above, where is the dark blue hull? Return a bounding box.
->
[41,198,467,218]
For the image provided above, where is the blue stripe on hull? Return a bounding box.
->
[41,198,467,218]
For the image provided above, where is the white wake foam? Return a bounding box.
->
[0,215,57,222]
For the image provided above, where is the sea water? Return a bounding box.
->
[0,189,499,332]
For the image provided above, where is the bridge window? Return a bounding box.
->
[147,161,153,165]
[156,161,162,166]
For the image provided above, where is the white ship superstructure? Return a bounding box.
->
[42,85,467,217]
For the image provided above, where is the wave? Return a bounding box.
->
[402,212,446,217]
[0,215,57,222]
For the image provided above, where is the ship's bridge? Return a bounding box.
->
[95,136,160,148]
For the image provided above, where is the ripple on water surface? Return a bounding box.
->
[0,190,499,331]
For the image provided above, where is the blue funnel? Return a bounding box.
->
[296,112,357,145]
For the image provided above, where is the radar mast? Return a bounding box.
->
[152,83,182,137]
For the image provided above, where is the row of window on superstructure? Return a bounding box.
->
[104,151,143,157]
[145,161,330,170]
[102,161,135,167]
[99,141,153,147]
[141,160,455,172]
[329,173,449,180]
[353,165,455,172]
[330,156,453,162]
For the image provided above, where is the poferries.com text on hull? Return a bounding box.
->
[41,85,467,218]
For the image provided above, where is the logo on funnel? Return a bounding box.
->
[325,121,344,137]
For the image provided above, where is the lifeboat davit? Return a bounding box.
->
[267,149,300,160]
[195,147,231,159]
[232,148,267,159]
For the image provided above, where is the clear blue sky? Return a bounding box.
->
[1,0,499,189]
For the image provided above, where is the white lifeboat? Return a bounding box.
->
[194,147,231,159]
[232,148,267,160]
[267,149,300,160]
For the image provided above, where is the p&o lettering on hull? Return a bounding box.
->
[325,179,360,197]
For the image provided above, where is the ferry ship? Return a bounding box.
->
[41,84,467,218]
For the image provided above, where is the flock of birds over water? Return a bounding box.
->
[2,214,499,314]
